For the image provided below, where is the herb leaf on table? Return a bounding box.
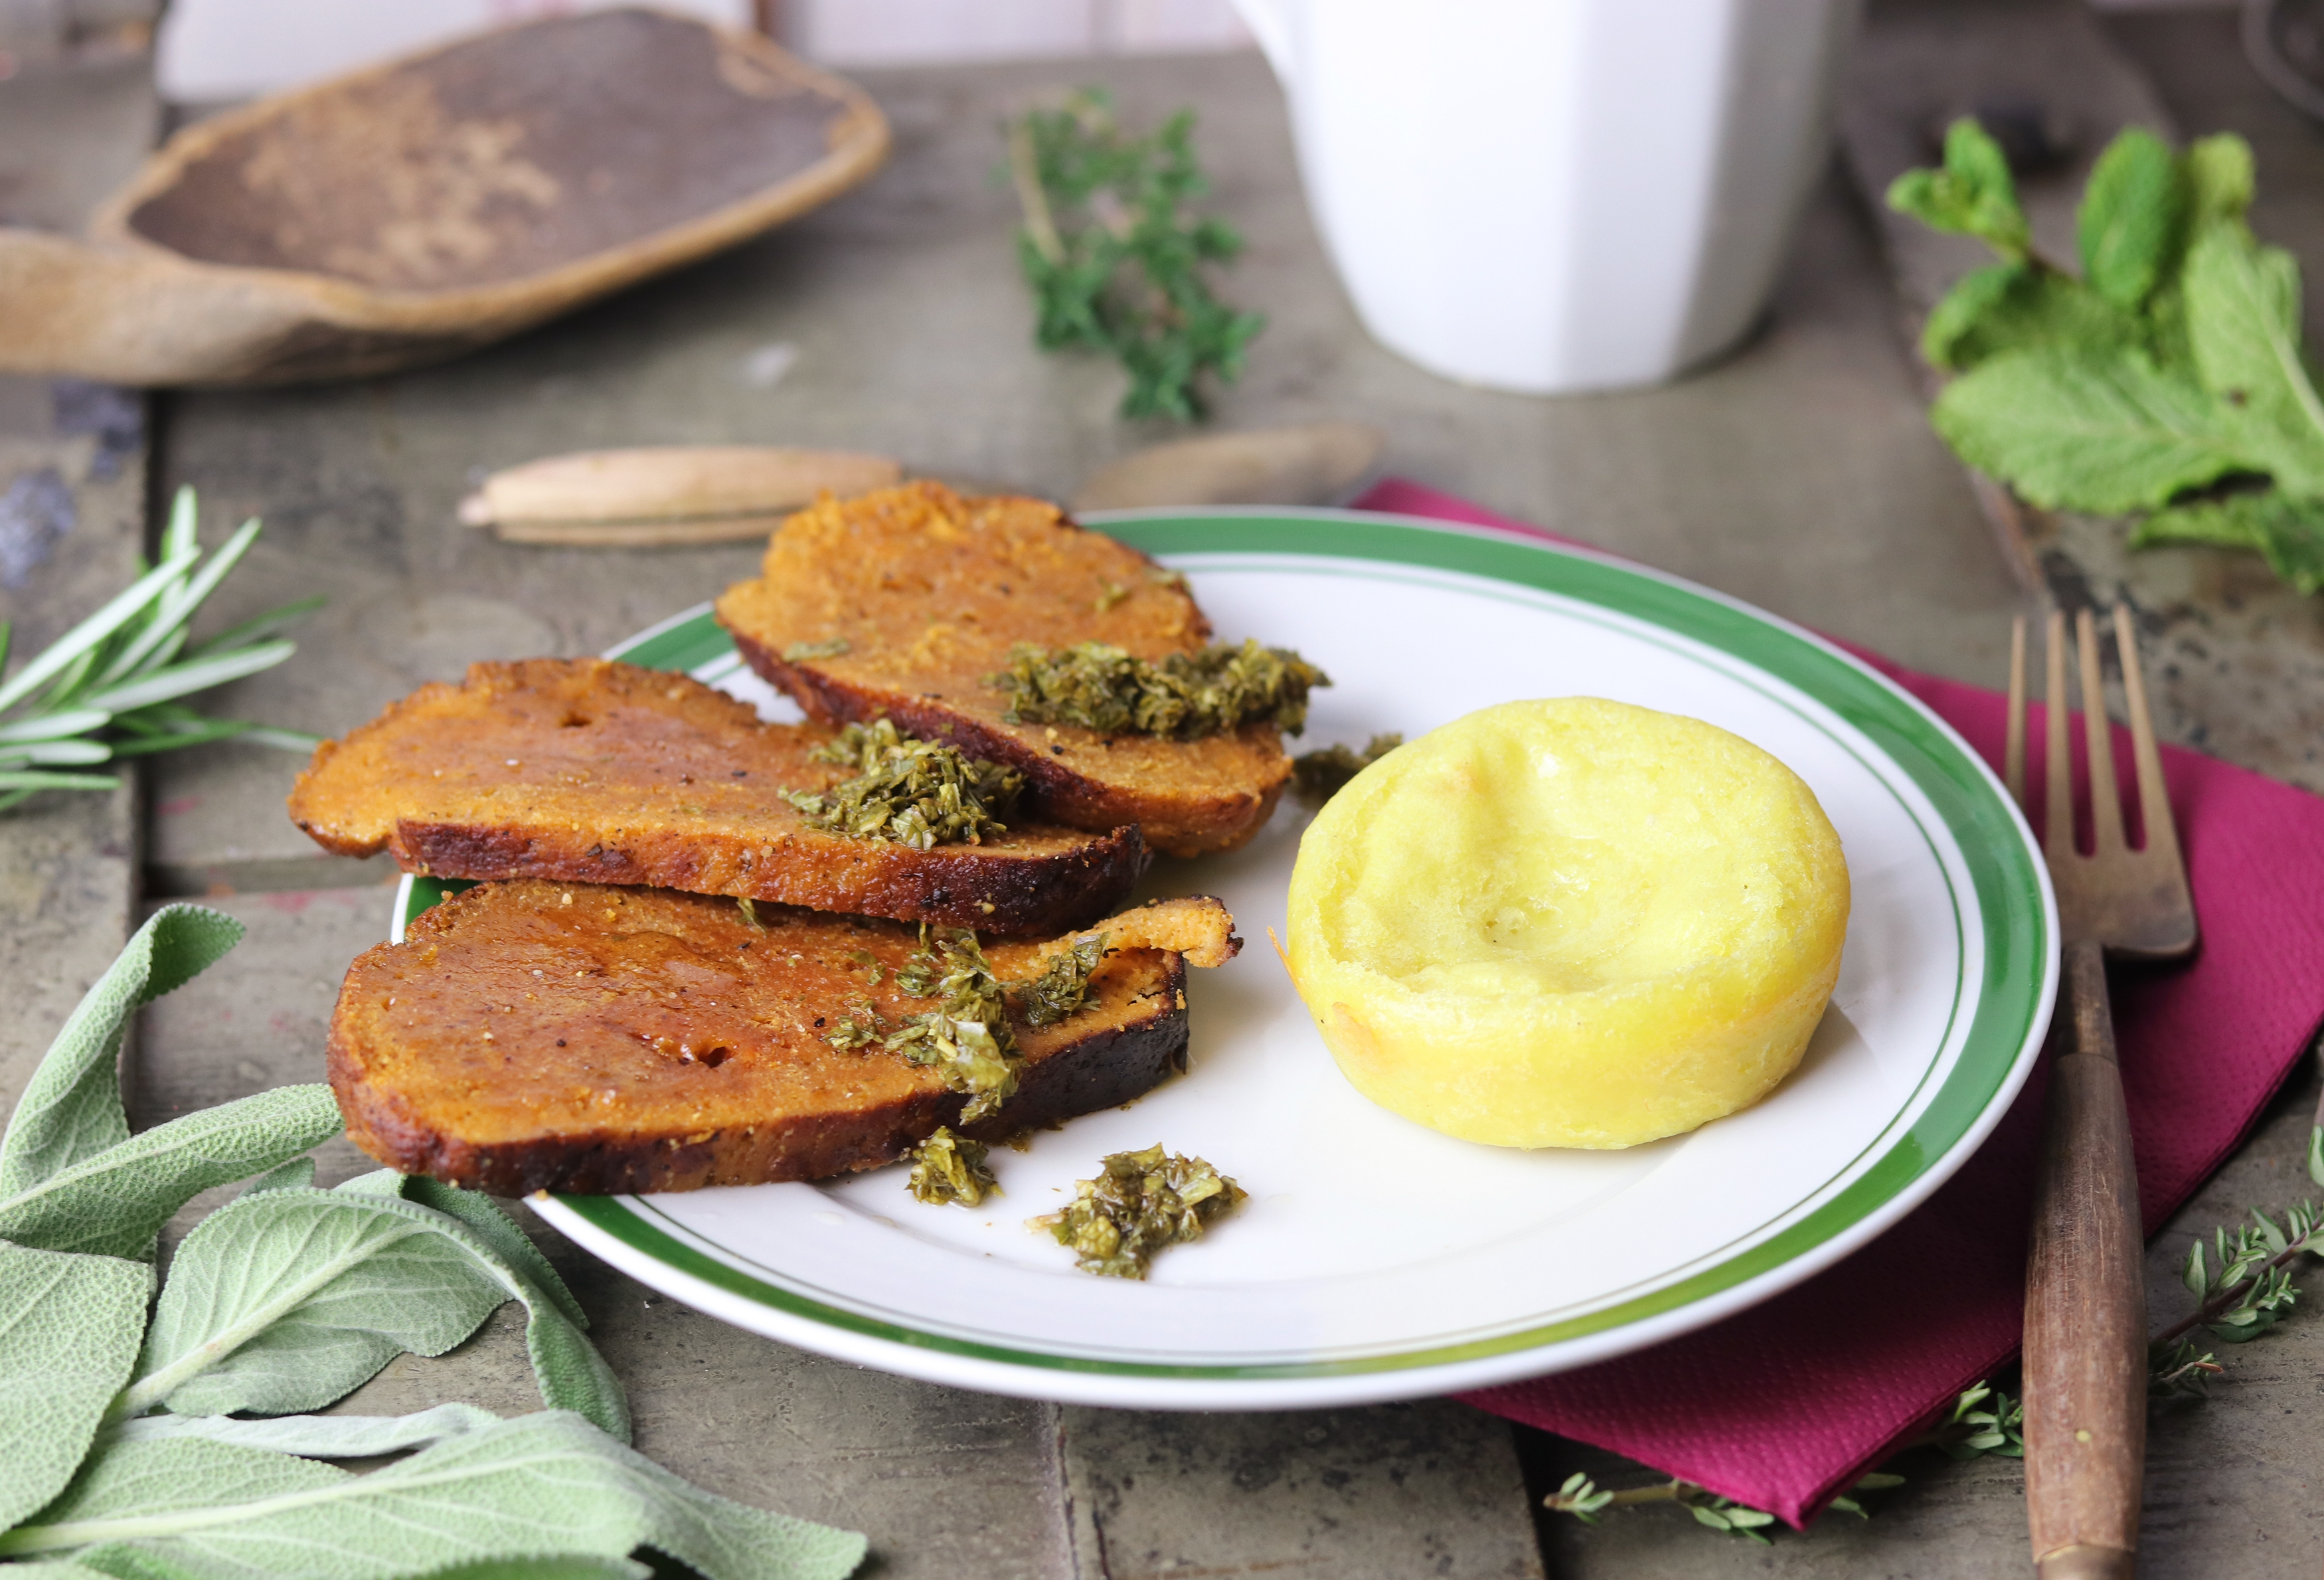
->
[116,1402,505,1458]
[1007,88,1265,420]
[1890,118,2324,594]
[0,902,338,1261]
[0,1413,867,1580]
[0,487,319,812]
[123,1180,627,1440]
[0,905,244,1202]
[0,1087,343,1262]
[0,1243,152,1533]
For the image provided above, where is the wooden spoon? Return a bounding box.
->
[461,423,1387,546]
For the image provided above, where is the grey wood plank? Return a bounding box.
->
[0,53,157,1118]
[1060,1400,1545,1580]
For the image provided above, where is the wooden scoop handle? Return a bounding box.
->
[0,229,299,385]
[2022,938,2145,1579]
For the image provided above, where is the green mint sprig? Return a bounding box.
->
[0,906,866,1579]
[1890,119,2324,594]
[1007,88,1266,421]
[0,484,320,812]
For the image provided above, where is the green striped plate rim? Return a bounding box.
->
[398,507,2054,1394]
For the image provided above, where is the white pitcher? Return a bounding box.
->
[1231,0,1861,395]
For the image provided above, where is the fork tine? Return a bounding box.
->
[2114,604,2181,869]
[2045,610,2072,859]
[2006,615,2029,814]
[2079,610,2127,855]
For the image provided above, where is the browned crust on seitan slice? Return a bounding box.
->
[713,482,1291,856]
[287,658,1146,936]
[330,880,1205,1194]
[1031,895,1241,970]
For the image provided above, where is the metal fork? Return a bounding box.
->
[2006,608,2199,1580]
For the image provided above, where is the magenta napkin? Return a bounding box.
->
[1349,478,2324,1526]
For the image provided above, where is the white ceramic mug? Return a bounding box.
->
[1231,0,1861,395]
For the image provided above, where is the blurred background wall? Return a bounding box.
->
[149,0,1251,101]
[0,0,2235,102]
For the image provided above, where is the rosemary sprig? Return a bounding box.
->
[1007,88,1264,420]
[0,486,316,812]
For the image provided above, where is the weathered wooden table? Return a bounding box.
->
[5,5,2322,1575]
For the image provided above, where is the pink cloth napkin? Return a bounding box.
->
[1349,478,2324,1526]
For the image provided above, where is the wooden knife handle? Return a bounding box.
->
[2023,938,2145,1579]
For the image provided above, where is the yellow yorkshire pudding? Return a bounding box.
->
[1285,698,1849,1149]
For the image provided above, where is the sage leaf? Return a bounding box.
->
[0,1412,868,1580]
[0,905,243,1213]
[0,1241,154,1533]
[236,1157,315,1196]
[0,1085,342,1260]
[115,1402,502,1458]
[126,1187,627,1441]
[2078,127,2180,311]
[1932,347,2248,513]
[2181,224,2324,495]
[399,1174,587,1329]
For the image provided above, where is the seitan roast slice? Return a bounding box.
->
[287,658,1145,936]
[714,481,1292,856]
[329,880,1240,1194]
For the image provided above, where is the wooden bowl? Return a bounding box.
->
[0,8,888,385]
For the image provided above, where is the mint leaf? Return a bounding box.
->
[2181,224,2324,495]
[1932,347,2249,512]
[1886,119,2030,260]
[1921,261,2136,372]
[0,905,243,1213]
[0,1242,153,1532]
[2135,491,2324,592]
[2186,133,2256,232]
[0,1085,341,1260]
[124,1185,627,1441]
[0,1413,868,1580]
[115,1402,503,1458]
[2079,127,2180,310]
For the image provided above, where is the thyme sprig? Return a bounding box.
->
[782,718,1023,848]
[1550,1121,2324,1547]
[1007,88,1264,420]
[2149,1197,2324,1393]
[1542,1472,1912,1543]
[989,638,1327,739]
[0,486,317,813]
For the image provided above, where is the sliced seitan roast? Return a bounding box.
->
[288,658,1145,936]
[714,482,1301,856]
[329,880,1240,1193]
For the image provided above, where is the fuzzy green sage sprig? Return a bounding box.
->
[1890,118,2324,594]
[1007,88,1265,420]
[0,484,317,812]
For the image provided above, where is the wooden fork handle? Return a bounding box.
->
[2023,938,2145,1579]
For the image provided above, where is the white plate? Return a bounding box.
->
[394,509,2056,1410]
